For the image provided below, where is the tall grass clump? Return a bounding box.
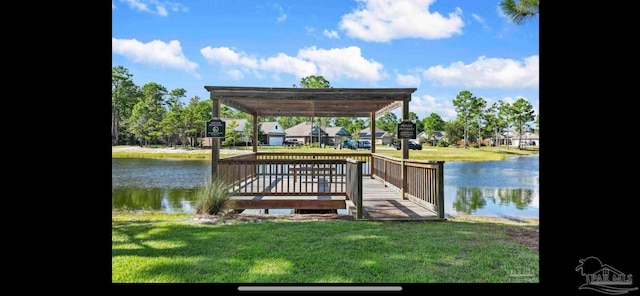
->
[195,177,232,215]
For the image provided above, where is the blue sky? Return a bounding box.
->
[112,0,538,121]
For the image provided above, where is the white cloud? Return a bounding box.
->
[304,26,316,35]
[112,38,200,78]
[201,45,385,82]
[226,69,244,80]
[471,13,489,30]
[323,29,340,39]
[500,96,516,104]
[112,1,116,9]
[298,46,384,81]
[338,0,464,42]
[410,94,457,121]
[396,73,421,86]
[120,0,187,16]
[201,46,261,72]
[422,55,538,89]
[260,53,318,78]
[273,4,287,23]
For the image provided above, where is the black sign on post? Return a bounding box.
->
[397,120,416,139]
[206,118,226,138]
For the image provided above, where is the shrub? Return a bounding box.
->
[472,143,480,148]
[195,177,232,215]
[437,140,449,147]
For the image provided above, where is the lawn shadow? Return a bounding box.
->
[112,219,539,283]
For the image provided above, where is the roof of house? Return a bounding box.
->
[259,122,285,134]
[324,126,351,137]
[221,118,248,132]
[359,127,391,138]
[284,122,327,137]
[417,131,444,138]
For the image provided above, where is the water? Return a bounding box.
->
[443,155,539,219]
[112,155,539,218]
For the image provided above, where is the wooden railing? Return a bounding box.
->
[371,153,445,218]
[217,158,347,196]
[371,153,402,189]
[256,152,371,176]
[404,159,445,218]
[217,153,257,187]
[346,159,364,219]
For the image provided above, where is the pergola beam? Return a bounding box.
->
[375,101,404,116]
[205,86,416,117]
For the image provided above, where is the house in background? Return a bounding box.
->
[258,122,286,146]
[324,126,351,145]
[359,127,394,145]
[416,130,446,144]
[201,119,286,146]
[510,132,539,147]
[284,122,352,145]
[284,122,325,145]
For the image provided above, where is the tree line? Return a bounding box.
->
[113,66,536,149]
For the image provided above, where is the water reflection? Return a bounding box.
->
[112,187,198,213]
[112,155,539,217]
[452,187,535,214]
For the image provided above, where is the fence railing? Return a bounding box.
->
[255,152,371,176]
[217,158,347,196]
[371,153,402,189]
[371,153,445,218]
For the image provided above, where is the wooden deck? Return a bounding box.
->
[358,178,440,220]
[228,176,441,220]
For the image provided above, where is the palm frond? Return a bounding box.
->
[500,0,539,24]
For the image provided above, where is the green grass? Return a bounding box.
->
[112,212,538,283]
[111,146,231,159]
[112,145,537,162]
[375,146,539,162]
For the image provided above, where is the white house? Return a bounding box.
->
[416,131,445,143]
[259,122,286,146]
[510,132,539,147]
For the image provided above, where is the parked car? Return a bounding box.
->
[342,139,357,149]
[284,139,303,146]
[393,141,423,150]
[357,140,371,149]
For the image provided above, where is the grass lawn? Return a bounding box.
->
[112,145,537,162]
[375,146,538,162]
[112,212,539,283]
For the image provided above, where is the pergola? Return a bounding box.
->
[204,86,417,170]
[202,86,445,219]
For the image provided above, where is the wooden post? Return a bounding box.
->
[211,95,220,182]
[401,100,409,200]
[370,112,375,178]
[355,160,363,219]
[436,161,445,219]
[252,111,258,153]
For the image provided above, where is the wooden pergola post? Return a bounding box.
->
[252,111,258,153]
[401,99,409,200]
[211,95,220,182]
[370,112,376,178]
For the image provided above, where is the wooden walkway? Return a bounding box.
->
[359,178,440,220]
[229,176,441,220]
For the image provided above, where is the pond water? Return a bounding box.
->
[112,155,539,218]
